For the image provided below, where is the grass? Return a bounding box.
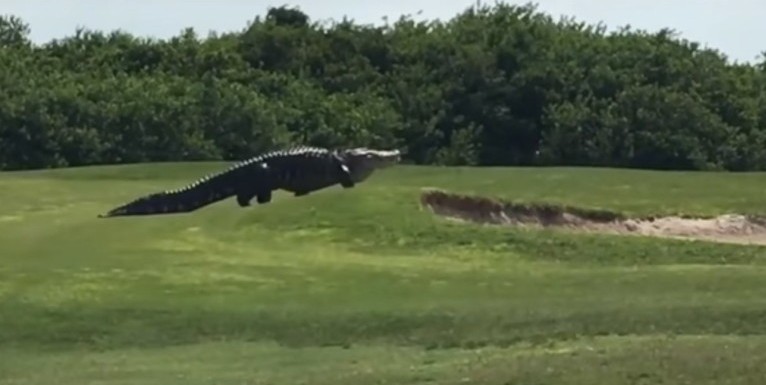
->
[3,163,766,384]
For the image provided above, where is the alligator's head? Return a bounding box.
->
[339,147,401,183]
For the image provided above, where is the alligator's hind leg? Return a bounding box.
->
[256,189,272,204]
[236,187,272,206]
[236,162,273,207]
[236,189,257,207]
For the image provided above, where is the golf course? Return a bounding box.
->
[2,2,766,382]
[2,162,766,384]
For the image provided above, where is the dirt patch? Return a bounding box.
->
[419,189,766,246]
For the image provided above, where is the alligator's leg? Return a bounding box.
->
[337,163,355,188]
[238,187,271,206]
[236,190,256,207]
[329,153,356,189]
[256,189,272,204]
[236,162,272,207]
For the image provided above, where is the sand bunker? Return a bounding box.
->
[420,189,766,246]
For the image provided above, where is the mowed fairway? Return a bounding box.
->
[3,163,766,384]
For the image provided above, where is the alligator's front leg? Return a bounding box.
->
[329,153,356,189]
[337,163,355,188]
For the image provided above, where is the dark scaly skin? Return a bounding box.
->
[98,146,400,218]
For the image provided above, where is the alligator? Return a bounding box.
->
[98,146,401,218]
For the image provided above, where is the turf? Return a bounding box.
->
[2,163,766,384]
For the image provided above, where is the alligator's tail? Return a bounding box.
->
[98,166,248,218]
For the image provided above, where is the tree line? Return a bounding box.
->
[1,3,765,171]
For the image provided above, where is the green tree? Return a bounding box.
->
[1,4,765,172]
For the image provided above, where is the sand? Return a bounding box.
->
[419,188,766,246]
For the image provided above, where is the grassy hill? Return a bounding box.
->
[2,163,766,384]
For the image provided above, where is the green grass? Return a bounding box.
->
[3,163,766,384]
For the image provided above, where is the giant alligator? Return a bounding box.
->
[98,146,401,218]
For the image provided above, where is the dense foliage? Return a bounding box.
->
[1,3,765,171]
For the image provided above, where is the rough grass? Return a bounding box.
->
[3,163,766,384]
